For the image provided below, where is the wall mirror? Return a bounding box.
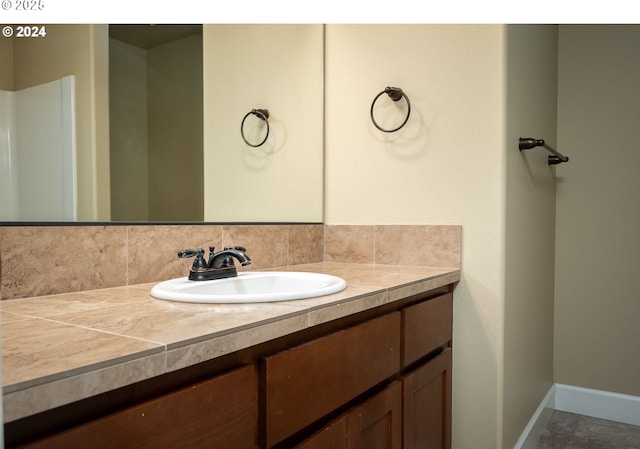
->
[0,24,324,223]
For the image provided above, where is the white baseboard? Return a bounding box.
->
[513,385,556,449]
[554,383,640,427]
[513,383,640,449]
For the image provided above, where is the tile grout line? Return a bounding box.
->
[373,224,377,265]
[286,225,290,267]
[39,316,166,347]
[125,225,130,286]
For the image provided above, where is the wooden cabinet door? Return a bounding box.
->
[402,349,452,449]
[346,381,402,449]
[295,415,348,449]
[20,365,259,449]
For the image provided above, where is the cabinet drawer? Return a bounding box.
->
[20,365,259,449]
[402,292,452,367]
[264,312,401,448]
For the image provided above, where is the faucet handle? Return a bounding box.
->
[178,248,200,258]
[178,248,207,268]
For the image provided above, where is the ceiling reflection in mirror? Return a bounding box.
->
[0,24,324,223]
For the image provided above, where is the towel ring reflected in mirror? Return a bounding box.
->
[241,108,270,147]
[370,87,411,133]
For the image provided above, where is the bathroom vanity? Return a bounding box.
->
[2,262,459,449]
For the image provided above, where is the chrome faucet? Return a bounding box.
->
[178,246,251,281]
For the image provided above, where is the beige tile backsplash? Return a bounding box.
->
[0,224,460,300]
[126,225,225,285]
[0,226,129,299]
[375,225,461,267]
[325,225,375,264]
[326,224,461,268]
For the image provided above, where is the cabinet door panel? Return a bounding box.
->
[346,381,402,449]
[295,415,348,449]
[20,365,258,449]
[402,293,452,367]
[402,349,452,449]
[264,312,401,447]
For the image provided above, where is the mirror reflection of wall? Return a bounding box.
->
[203,25,324,222]
[109,25,204,221]
[0,24,324,223]
[0,25,110,221]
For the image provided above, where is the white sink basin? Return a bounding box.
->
[150,271,347,304]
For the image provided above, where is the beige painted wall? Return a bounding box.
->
[147,33,203,221]
[504,25,558,448]
[555,25,640,396]
[203,24,324,222]
[325,24,559,449]
[110,32,203,221]
[325,24,508,449]
[0,36,13,90]
[109,38,149,221]
[12,24,110,220]
[92,26,111,222]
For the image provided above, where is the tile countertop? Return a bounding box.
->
[1,262,460,423]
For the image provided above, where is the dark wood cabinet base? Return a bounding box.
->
[10,286,454,449]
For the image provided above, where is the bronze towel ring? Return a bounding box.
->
[241,108,270,147]
[370,87,411,133]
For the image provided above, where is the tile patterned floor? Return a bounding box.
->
[536,410,640,449]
